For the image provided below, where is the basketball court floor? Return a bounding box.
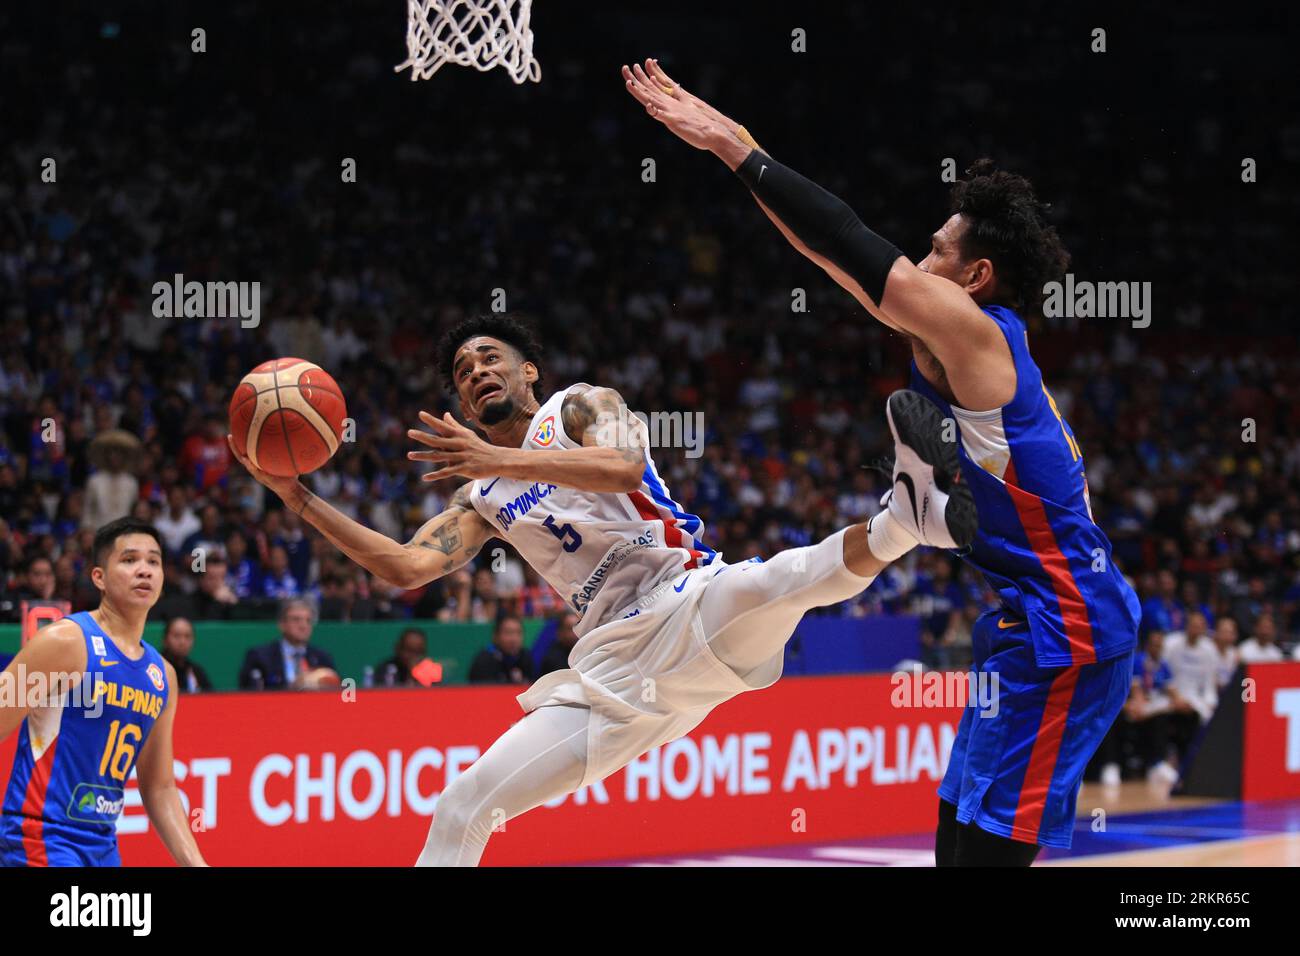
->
[598,784,1300,866]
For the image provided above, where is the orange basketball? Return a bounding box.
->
[229,358,347,478]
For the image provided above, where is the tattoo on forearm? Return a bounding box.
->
[418,519,463,556]
[411,484,485,570]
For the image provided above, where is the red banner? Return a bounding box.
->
[1243,661,1300,802]
[1,675,963,866]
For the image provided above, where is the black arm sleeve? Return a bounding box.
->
[736,149,902,305]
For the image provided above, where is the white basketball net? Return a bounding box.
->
[395,0,540,84]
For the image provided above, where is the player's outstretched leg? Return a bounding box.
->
[703,389,977,677]
[416,703,589,867]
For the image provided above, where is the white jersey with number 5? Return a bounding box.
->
[468,384,719,635]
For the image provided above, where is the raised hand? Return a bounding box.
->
[407,411,500,482]
[226,434,302,499]
[622,60,728,153]
[642,59,747,141]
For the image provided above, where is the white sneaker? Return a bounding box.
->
[880,390,978,549]
[1101,763,1122,787]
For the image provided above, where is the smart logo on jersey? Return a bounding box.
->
[67,783,126,822]
[147,663,165,692]
[532,416,556,447]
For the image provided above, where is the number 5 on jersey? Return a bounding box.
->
[543,514,582,553]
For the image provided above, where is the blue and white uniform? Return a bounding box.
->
[463,385,867,792]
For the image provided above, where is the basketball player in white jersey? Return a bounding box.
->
[227,314,976,866]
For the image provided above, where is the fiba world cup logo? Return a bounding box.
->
[532,416,556,446]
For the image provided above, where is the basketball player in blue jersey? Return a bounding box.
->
[229,311,975,866]
[626,59,1140,865]
[0,517,206,866]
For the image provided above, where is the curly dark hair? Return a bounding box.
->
[948,159,1070,319]
[437,314,545,401]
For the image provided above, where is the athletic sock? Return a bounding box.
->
[866,509,919,564]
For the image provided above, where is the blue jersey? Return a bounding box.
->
[1,612,170,866]
[910,305,1140,667]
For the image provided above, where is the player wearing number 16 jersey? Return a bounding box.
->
[0,518,206,866]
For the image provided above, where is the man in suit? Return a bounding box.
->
[239,598,338,690]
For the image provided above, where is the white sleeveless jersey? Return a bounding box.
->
[468,384,720,635]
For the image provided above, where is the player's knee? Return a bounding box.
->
[429,772,489,838]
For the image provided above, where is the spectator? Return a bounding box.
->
[1103,631,1191,786]
[319,572,378,621]
[375,628,430,687]
[53,553,97,610]
[1161,612,1220,725]
[238,599,338,690]
[274,510,313,587]
[178,414,232,491]
[195,557,239,619]
[260,545,301,599]
[155,486,200,556]
[436,569,474,621]
[491,551,527,612]
[224,530,260,598]
[0,556,59,621]
[468,615,534,685]
[160,616,213,693]
[911,555,964,669]
[537,612,580,676]
[1238,613,1285,663]
[180,504,225,562]
[1231,577,1271,638]
[1140,569,1182,637]
[82,440,139,530]
[1211,616,1241,688]
[25,555,58,603]
[468,568,501,623]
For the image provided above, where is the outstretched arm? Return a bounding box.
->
[623,60,1009,397]
[228,437,493,590]
[407,386,647,494]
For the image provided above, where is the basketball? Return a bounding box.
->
[228,358,347,478]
